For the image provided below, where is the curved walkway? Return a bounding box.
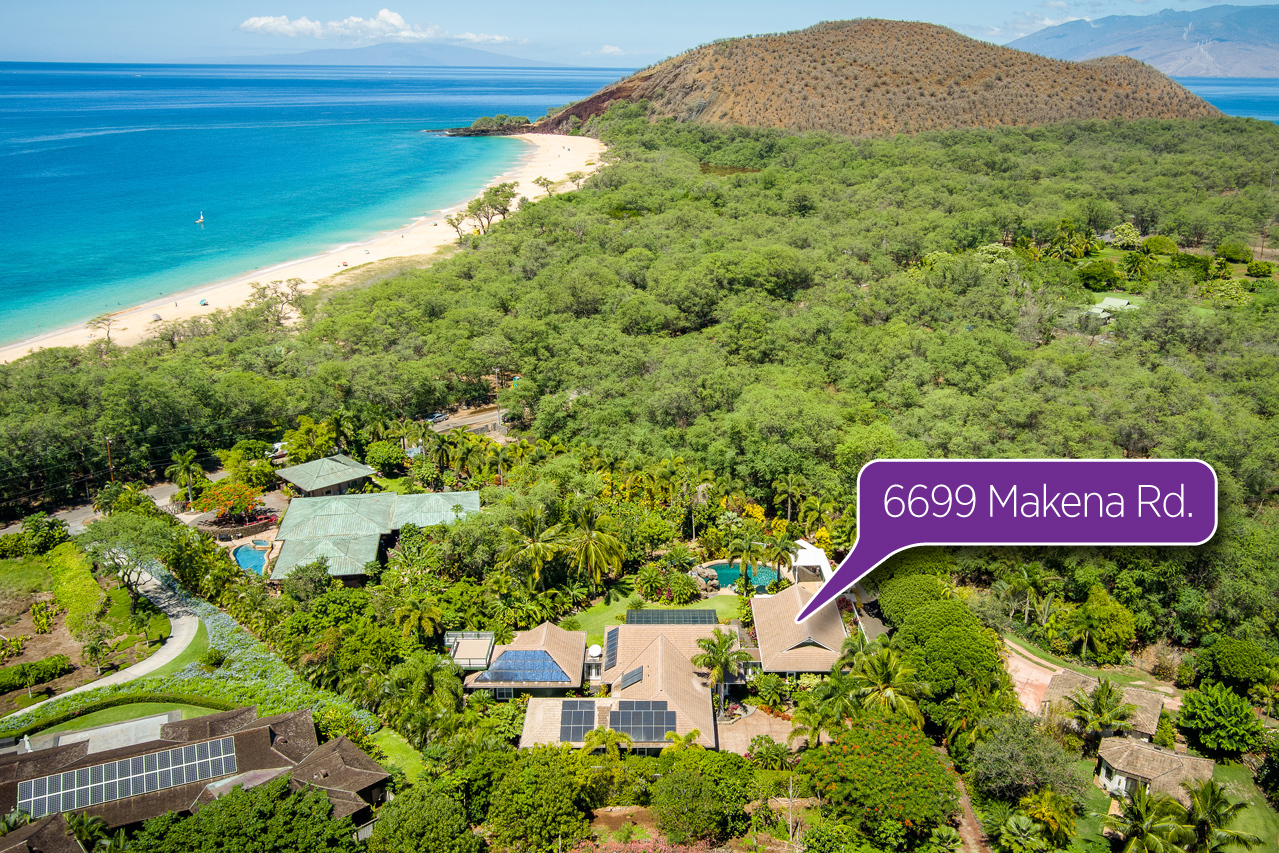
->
[3,572,200,720]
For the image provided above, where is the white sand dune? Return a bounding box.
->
[0,134,605,362]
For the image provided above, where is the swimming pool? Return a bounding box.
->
[232,545,265,575]
[711,563,778,593]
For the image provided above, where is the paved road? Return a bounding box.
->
[432,404,501,434]
[2,471,229,536]
[2,571,201,721]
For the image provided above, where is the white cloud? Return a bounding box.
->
[239,9,516,44]
[598,44,623,55]
[1044,1,1069,9]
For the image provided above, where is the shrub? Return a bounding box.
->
[363,441,407,474]
[0,655,72,693]
[367,784,481,853]
[1112,222,1142,249]
[1176,655,1199,688]
[30,601,58,634]
[799,712,959,841]
[650,769,730,844]
[21,514,69,556]
[1154,711,1176,749]
[1143,234,1178,255]
[1172,252,1212,281]
[46,543,105,637]
[1215,238,1254,263]
[1205,636,1270,690]
[1077,259,1122,292]
[1179,681,1264,757]
[487,747,590,853]
[970,714,1087,808]
[1247,260,1274,278]
[878,575,946,626]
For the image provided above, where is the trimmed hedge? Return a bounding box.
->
[0,693,236,739]
[879,574,947,626]
[0,655,72,694]
[47,543,105,637]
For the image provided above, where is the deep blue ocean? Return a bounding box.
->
[0,67,1271,347]
[0,64,623,345]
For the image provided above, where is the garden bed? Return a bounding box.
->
[195,517,275,541]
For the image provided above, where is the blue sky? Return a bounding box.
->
[1,0,1273,65]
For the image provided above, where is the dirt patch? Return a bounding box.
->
[589,805,659,842]
[0,581,161,716]
[1002,642,1059,713]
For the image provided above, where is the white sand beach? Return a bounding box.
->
[0,133,605,363]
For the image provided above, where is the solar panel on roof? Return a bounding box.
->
[625,609,717,625]
[474,649,570,684]
[16,737,237,819]
[618,665,644,689]
[609,700,677,743]
[559,699,596,742]
[604,627,619,670]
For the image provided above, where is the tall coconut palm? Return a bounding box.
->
[1066,678,1136,746]
[772,473,809,523]
[165,448,202,504]
[500,505,566,591]
[1104,786,1188,853]
[393,593,443,643]
[565,502,624,591]
[764,532,799,581]
[847,646,928,726]
[1179,779,1262,852]
[691,628,751,712]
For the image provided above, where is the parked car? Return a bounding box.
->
[427,412,447,423]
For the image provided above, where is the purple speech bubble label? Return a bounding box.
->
[794,459,1218,623]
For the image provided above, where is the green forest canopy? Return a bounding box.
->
[2,107,1279,650]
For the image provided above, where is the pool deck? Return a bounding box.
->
[222,526,281,577]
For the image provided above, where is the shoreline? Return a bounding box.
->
[0,133,605,363]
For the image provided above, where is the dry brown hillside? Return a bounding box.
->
[538,20,1220,136]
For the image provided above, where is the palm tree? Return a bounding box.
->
[1066,678,1136,746]
[835,632,874,671]
[65,813,110,850]
[580,727,633,759]
[847,646,929,726]
[393,593,443,643]
[1179,778,1262,852]
[754,672,790,710]
[787,692,839,750]
[500,505,566,591]
[772,473,809,522]
[747,736,794,770]
[565,502,624,591]
[691,628,751,712]
[1104,786,1188,853]
[661,729,704,754]
[165,448,201,504]
[79,624,111,675]
[994,815,1049,853]
[764,532,799,581]
[1020,787,1077,848]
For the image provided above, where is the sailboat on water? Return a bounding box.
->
[195,211,204,225]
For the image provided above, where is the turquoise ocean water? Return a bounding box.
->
[0,64,623,345]
[0,67,1270,347]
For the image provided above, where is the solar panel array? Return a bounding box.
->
[474,649,569,684]
[618,666,644,689]
[625,609,718,625]
[604,627,619,670]
[609,701,677,743]
[17,737,237,819]
[559,700,596,742]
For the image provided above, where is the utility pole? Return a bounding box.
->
[105,437,115,483]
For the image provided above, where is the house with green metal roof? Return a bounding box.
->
[270,492,480,581]
[276,454,377,497]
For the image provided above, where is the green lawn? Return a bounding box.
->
[147,619,208,679]
[569,594,740,645]
[372,728,426,783]
[0,555,52,600]
[1072,758,1113,851]
[1213,763,1279,849]
[374,476,418,495]
[41,702,223,733]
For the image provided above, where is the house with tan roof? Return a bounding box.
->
[1097,739,1214,806]
[601,622,737,684]
[462,622,587,699]
[521,633,717,752]
[1040,670,1166,740]
[749,584,848,676]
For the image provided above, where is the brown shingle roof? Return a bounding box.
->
[1098,739,1214,805]
[1041,672,1165,736]
[0,815,84,853]
[751,585,847,673]
[602,624,728,682]
[464,622,586,689]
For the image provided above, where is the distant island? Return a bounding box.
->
[535,19,1218,137]
[1008,5,1279,78]
[218,40,562,68]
